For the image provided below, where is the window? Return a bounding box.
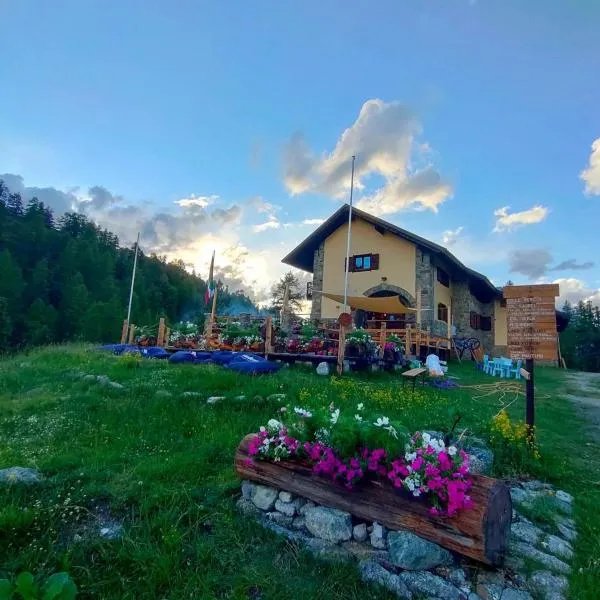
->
[437,267,450,287]
[470,311,481,330]
[480,316,492,331]
[437,303,448,323]
[346,253,380,272]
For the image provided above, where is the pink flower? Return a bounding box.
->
[411,456,424,472]
[438,451,452,472]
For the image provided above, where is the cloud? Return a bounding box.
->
[175,194,219,209]
[554,278,600,307]
[253,215,280,233]
[509,248,553,279]
[580,137,600,196]
[0,172,78,215]
[283,99,452,216]
[549,259,594,272]
[442,226,464,247]
[493,205,549,232]
[302,218,325,226]
[247,196,279,215]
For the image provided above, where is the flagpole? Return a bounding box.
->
[126,232,140,324]
[343,155,356,310]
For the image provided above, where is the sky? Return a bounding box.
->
[1,0,599,307]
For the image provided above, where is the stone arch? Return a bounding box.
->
[362,283,416,308]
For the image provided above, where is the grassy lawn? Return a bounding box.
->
[0,345,599,599]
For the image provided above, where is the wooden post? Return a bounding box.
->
[120,319,129,344]
[210,287,218,335]
[157,317,166,347]
[525,358,535,443]
[264,316,273,358]
[127,324,136,344]
[379,321,386,360]
[337,323,347,375]
[165,327,170,347]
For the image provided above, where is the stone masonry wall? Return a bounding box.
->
[415,249,435,331]
[451,281,495,353]
[310,242,325,321]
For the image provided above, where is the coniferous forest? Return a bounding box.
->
[0,180,257,351]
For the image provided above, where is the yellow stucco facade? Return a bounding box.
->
[320,218,416,318]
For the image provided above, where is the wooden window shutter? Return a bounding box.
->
[371,254,380,270]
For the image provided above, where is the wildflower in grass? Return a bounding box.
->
[354,414,363,422]
[374,416,390,427]
[330,408,340,425]
[357,403,364,411]
[294,407,312,418]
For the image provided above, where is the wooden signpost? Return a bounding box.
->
[503,284,560,440]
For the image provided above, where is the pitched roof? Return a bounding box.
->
[282,204,500,298]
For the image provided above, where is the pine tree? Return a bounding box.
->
[270,272,304,312]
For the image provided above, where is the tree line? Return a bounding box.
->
[0,180,257,351]
[560,300,600,372]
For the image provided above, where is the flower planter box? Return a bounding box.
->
[235,434,511,566]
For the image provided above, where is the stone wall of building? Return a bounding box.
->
[310,243,325,321]
[415,249,435,330]
[451,281,495,352]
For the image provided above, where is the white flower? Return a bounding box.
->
[357,403,364,411]
[330,408,340,425]
[412,489,421,497]
[259,426,266,433]
[406,479,415,491]
[405,452,417,462]
[354,414,363,422]
[422,432,431,445]
[294,407,312,418]
[385,425,398,439]
[448,446,457,456]
[267,419,283,431]
[374,416,390,427]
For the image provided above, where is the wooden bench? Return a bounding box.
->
[401,367,427,391]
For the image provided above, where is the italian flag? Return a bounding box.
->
[204,251,215,305]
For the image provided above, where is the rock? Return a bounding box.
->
[510,521,544,545]
[251,485,278,511]
[155,390,172,399]
[316,362,330,375]
[266,393,286,402]
[504,556,525,571]
[353,523,368,542]
[298,501,315,516]
[388,531,453,570]
[529,571,568,597]
[306,538,352,564]
[99,524,123,540]
[511,509,519,523]
[468,594,483,600]
[399,571,462,600]
[343,541,390,563]
[96,375,111,385]
[266,511,293,527]
[304,507,352,542]
[291,516,306,530]
[500,589,533,600]
[234,395,246,401]
[182,391,202,398]
[359,560,413,599]
[539,534,573,561]
[554,515,576,530]
[510,487,531,505]
[476,583,504,600]
[236,498,261,518]
[108,381,124,389]
[83,374,97,382]
[0,467,43,485]
[423,430,444,441]
[262,520,310,543]
[522,480,552,492]
[509,541,570,574]
[241,480,255,500]
[279,491,293,503]
[293,497,306,512]
[274,499,296,517]
[206,396,224,404]
[370,521,387,549]
[553,491,573,514]
[465,446,494,475]
[447,568,468,589]
[556,523,576,542]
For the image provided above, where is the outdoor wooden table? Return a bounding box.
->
[401,367,427,391]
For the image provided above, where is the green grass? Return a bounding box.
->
[0,345,599,599]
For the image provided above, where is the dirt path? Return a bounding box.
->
[562,371,600,442]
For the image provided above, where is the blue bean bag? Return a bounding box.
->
[141,347,170,359]
[225,353,281,375]
[168,351,198,364]
[211,351,237,365]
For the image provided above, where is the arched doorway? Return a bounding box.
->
[360,284,416,330]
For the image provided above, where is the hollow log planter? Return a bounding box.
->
[235,434,511,566]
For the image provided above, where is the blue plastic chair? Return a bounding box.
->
[507,359,523,379]
[482,354,490,374]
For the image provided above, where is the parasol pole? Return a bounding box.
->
[343,155,356,310]
[126,232,140,324]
